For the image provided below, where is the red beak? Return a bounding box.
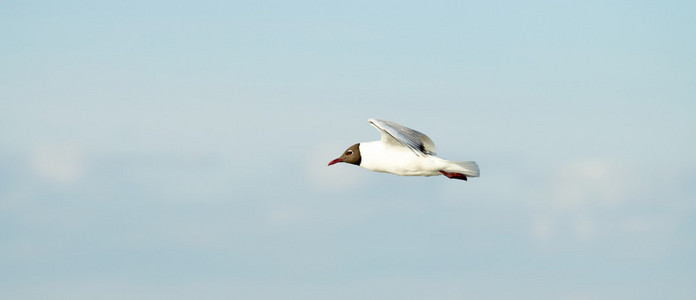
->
[328,158,343,166]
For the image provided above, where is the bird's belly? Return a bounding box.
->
[361,152,443,176]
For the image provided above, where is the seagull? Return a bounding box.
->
[328,119,479,181]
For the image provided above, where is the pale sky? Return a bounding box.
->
[1,1,695,299]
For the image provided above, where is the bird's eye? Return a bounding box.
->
[347,150,353,155]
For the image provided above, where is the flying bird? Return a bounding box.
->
[328,119,479,181]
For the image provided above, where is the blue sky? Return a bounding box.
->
[1,1,695,299]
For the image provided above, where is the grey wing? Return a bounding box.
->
[368,118,436,156]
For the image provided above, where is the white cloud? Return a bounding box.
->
[531,218,555,241]
[572,216,597,241]
[531,159,650,242]
[30,143,86,184]
[548,158,640,209]
[267,206,304,225]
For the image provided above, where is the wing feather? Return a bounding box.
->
[368,119,436,156]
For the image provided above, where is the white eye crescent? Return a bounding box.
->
[347,150,353,155]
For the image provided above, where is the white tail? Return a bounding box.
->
[447,161,480,177]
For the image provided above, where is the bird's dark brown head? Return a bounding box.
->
[328,143,361,166]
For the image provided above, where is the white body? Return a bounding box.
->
[359,141,479,177]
